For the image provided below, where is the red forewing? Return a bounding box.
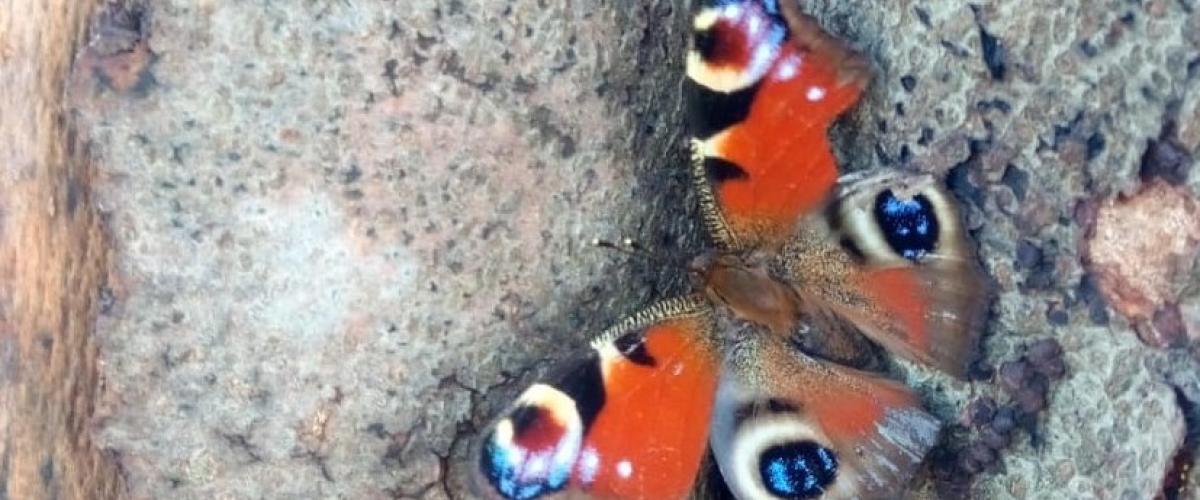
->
[473,297,719,499]
[687,0,870,251]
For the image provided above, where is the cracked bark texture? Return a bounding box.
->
[68,0,1200,499]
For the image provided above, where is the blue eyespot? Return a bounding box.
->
[481,438,551,500]
[479,407,574,500]
[872,190,939,261]
[759,441,839,499]
[699,0,779,15]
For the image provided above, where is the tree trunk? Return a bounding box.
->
[0,0,126,499]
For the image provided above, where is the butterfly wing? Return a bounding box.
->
[709,334,941,499]
[686,0,870,251]
[777,171,989,378]
[473,296,720,500]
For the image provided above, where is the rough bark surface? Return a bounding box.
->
[53,0,1200,499]
[0,0,126,499]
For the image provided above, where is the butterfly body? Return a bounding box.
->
[473,1,988,498]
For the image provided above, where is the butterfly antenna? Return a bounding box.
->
[590,237,690,271]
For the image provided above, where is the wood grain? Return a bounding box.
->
[0,0,125,498]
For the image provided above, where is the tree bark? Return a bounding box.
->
[0,0,125,498]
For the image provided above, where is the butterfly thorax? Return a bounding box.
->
[690,249,799,337]
[692,239,885,371]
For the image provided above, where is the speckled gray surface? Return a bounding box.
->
[74,0,1200,498]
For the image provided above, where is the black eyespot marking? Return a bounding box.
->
[872,190,940,261]
[694,29,718,60]
[731,403,756,427]
[766,398,799,414]
[759,441,839,499]
[705,157,750,185]
[551,356,607,429]
[699,448,739,500]
[731,399,800,427]
[508,404,542,435]
[685,79,758,139]
[838,237,866,263]
[613,331,656,367]
[823,196,845,233]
